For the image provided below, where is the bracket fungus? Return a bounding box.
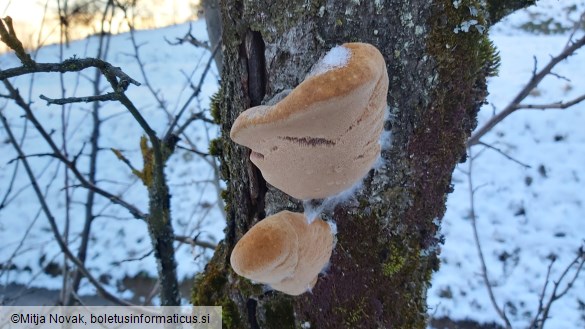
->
[230,211,334,295]
[230,42,389,200]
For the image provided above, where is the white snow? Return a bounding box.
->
[307,45,351,78]
[428,1,585,328]
[0,21,223,300]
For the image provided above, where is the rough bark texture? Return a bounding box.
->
[139,136,181,306]
[193,0,532,328]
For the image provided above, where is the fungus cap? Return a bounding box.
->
[230,42,389,200]
[230,211,334,295]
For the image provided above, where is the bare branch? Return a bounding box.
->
[2,79,147,220]
[0,111,134,307]
[111,249,154,265]
[126,22,167,111]
[164,24,211,50]
[176,144,210,157]
[70,0,118,303]
[6,152,59,164]
[515,93,585,110]
[547,71,571,82]
[466,148,513,329]
[40,92,120,105]
[0,58,140,87]
[111,148,140,174]
[530,246,585,329]
[468,34,585,146]
[0,16,34,66]
[476,141,531,168]
[164,38,222,142]
[174,111,215,137]
[174,235,217,250]
[529,258,555,329]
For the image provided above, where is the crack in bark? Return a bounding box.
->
[243,29,268,223]
[245,30,267,107]
[246,298,260,329]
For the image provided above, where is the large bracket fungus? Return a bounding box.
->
[230,43,388,295]
[230,42,389,200]
[230,211,334,295]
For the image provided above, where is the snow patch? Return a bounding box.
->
[307,45,351,78]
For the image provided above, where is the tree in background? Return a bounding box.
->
[0,0,220,307]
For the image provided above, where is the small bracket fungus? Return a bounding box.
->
[230,211,334,296]
[230,43,389,200]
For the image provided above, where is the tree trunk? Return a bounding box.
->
[193,0,529,328]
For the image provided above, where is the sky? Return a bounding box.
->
[1,0,199,50]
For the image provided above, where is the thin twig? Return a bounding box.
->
[0,112,134,307]
[529,258,555,329]
[174,111,215,137]
[112,249,154,265]
[0,59,140,87]
[164,24,211,50]
[6,152,59,164]
[164,38,222,142]
[0,17,34,66]
[110,148,140,173]
[477,141,531,168]
[176,144,210,157]
[0,207,41,279]
[126,20,167,111]
[40,92,120,105]
[515,93,585,110]
[69,1,116,304]
[2,79,147,219]
[174,235,217,250]
[467,148,513,329]
[529,246,585,329]
[468,34,585,146]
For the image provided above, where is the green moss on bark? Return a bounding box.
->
[210,90,222,124]
[191,245,242,329]
[209,138,223,157]
[262,297,295,329]
[382,244,408,277]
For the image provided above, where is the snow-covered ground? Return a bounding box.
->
[0,20,223,302]
[0,0,583,327]
[428,1,585,328]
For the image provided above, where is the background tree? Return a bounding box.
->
[191,0,537,328]
[0,2,221,306]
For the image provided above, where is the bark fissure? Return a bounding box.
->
[245,30,267,107]
[247,299,260,329]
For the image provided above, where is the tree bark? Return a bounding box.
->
[193,0,533,328]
